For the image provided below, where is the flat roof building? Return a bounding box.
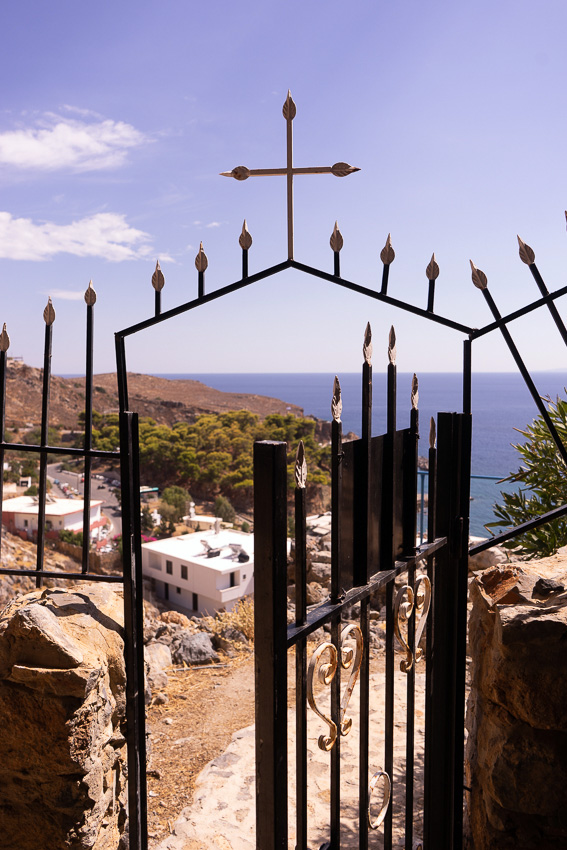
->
[1,495,105,541]
[141,527,254,616]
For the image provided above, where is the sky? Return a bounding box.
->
[1,0,567,379]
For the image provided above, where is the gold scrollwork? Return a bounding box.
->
[307,624,364,752]
[368,769,391,830]
[393,574,432,673]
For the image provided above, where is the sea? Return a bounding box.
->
[156,371,567,538]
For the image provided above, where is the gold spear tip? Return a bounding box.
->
[388,326,397,365]
[331,375,342,422]
[380,233,395,265]
[43,297,55,325]
[517,235,535,265]
[331,161,360,177]
[283,91,297,121]
[220,165,251,181]
[152,260,165,292]
[295,440,307,489]
[195,242,208,272]
[239,219,253,250]
[363,322,372,365]
[470,260,488,290]
[411,374,419,410]
[429,417,436,449]
[330,221,344,253]
[426,253,440,280]
[84,279,97,305]
[0,323,10,353]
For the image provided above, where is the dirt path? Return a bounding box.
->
[146,653,255,844]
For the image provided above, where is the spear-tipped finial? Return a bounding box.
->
[195,242,208,272]
[239,220,253,250]
[220,165,251,180]
[330,161,360,177]
[363,322,372,365]
[470,260,488,290]
[152,260,165,292]
[426,253,440,280]
[43,297,55,326]
[84,279,97,306]
[380,233,395,265]
[0,323,10,353]
[295,440,307,489]
[282,90,297,121]
[330,221,343,252]
[411,374,419,410]
[388,326,397,365]
[331,375,342,422]
[517,235,535,266]
[429,417,436,449]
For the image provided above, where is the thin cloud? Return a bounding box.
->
[0,211,154,261]
[0,113,148,171]
[206,221,221,228]
[47,289,84,301]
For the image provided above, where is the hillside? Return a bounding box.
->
[3,361,304,430]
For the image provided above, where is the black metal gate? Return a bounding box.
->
[2,95,567,850]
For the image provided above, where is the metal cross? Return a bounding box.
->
[221,91,360,260]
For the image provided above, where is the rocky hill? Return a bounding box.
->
[3,361,304,430]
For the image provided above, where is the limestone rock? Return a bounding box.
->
[466,565,567,849]
[170,632,220,666]
[145,641,172,691]
[0,584,128,850]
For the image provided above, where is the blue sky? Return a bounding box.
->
[1,0,566,378]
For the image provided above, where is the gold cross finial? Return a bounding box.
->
[221,91,360,260]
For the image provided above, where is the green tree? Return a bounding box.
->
[141,505,155,534]
[487,395,567,557]
[161,485,191,521]
[214,495,236,524]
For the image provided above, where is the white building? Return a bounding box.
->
[141,527,254,615]
[1,495,104,540]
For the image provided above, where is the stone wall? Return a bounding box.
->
[466,564,567,849]
[0,584,128,850]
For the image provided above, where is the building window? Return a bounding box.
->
[23,519,28,528]
[181,564,188,580]
[230,571,237,588]
[164,583,169,601]
[192,593,198,611]
[166,560,173,575]
[176,586,181,594]
[242,574,247,580]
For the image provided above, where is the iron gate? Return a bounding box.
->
[1,93,567,850]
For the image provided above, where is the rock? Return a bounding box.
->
[0,584,128,850]
[161,610,192,627]
[170,632,220,666]
[466,565,567,849]
[305,582,327,606]
[307,561,331,587]
[145,642,172,690]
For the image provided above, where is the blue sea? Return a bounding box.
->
[156,371,567,538]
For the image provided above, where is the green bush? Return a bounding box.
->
[214,495,236,524]
[161,485,191,521]
[59,529,84,547]
[486,395,567,557]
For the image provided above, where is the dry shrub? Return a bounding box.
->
[203,597,254,642]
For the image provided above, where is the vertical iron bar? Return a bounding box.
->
[0,346,6,562]
[334,251,340,277]
[404,402,419,849]
[198,271,205,299]
[286,98,294,260]
[36,314,53,587]
[82,297,94,573]
[254,440,289,850]
[481,287,567,464]
[120,411,148,850]
[155,289,161,317]
[358,352,372,850]
[426,280,435,313]
[423,428,436,850]
[529,262,567,347]
[453,414,471,850]
[330,411,343,850]
[419,473,426,544]
[463,339,472,417]
[295,480,308,850]
[380,264,390,295]
[242,248,249,280]
[383,356,396,850]
[115,334,129,413]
